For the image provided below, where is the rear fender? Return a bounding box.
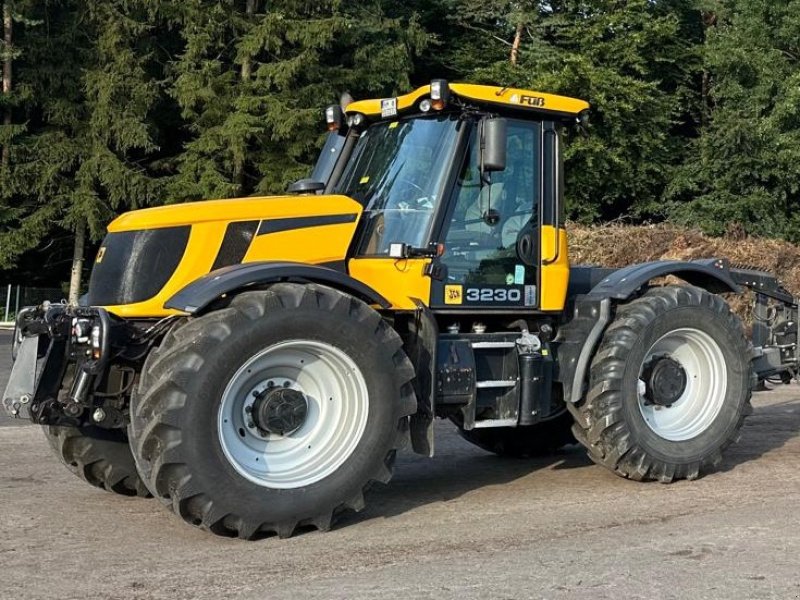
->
[556,259,740,404]
[587,258,740,299]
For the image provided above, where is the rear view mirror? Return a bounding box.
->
[481,117,507,173]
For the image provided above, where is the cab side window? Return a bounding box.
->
[443,120,540,285]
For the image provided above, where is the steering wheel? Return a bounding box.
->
[395,178,434,210]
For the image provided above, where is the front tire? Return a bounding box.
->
[43,425,150,497]
[129,283,416,539]
[569,286,753,482]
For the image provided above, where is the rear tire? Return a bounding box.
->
[129,283,416,539]
[43,425,150,497]
[457,411,575,458]
[569,286,753,482]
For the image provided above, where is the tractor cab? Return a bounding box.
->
[307,81,590,313]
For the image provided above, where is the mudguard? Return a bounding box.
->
[556,259,741,404]
[164,261,390,314]
[586,258,740,300]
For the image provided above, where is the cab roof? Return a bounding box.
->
[345,82,590,120]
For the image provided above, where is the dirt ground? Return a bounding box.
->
[1,330,799,600]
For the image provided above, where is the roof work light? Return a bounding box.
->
[325,105,344,132]
[430,79,450,110]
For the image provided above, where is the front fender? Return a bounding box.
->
[164,262,390,314]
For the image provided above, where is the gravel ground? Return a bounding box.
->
[1,330,799,600]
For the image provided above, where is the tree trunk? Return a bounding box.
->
[240,0,257,82]
[68,220,86,305]
[2,1,12,167]
[700,11,717,128]
[510,22,523,65]
[235,0,258,193]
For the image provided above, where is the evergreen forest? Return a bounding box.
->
[0,1,797,284]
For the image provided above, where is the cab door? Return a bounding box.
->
[430,119,543,310]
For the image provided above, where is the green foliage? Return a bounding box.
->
[437,0,704,222]
[0,0,427,278]
[0,0,162,268]
[3,0,800,282]
[668,0,800,242]
[164,0,428,201]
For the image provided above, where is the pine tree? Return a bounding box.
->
[0,0,164,298]
[0,1,32,220]
[164,0,428,202]
[2,1,13,168]
[0,0,42,250]
[668,0,800,241]
[0,1,427,283]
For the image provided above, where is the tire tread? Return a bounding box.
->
[570,286,753,483]
[43,425,150,497]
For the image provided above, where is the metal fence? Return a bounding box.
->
[1,284,66,324]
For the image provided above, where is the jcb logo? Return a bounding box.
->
[444,285,463,305]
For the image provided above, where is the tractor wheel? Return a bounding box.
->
[128,283,416,539]
[457,411,575,458]
[569,286,753,482]
[43,425,150,497]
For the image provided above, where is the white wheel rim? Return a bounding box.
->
[217,340,369,489]
[637,328,728,442]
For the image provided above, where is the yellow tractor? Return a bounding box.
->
[4,81,798,539]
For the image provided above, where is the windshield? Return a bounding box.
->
[335,115,460,255]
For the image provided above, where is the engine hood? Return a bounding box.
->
[89,194,364,317]
[108,194,362,232]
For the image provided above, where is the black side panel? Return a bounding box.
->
[211,221,259,271]
[730,266,796,305]
[257,214,357,236]
[568,266,617,296]
[164,261,390,313]
[87,227,191,306]
[553,296,611,404]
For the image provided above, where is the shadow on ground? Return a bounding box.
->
[341,426,592,528]
[720,390,800,471]
[343,390,800,528]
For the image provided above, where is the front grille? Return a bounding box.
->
[86,226,191,306]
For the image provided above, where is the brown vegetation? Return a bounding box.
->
[568,223,800,293]
[568,223,800,323]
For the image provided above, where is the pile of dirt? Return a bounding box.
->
[567,223,800,323]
